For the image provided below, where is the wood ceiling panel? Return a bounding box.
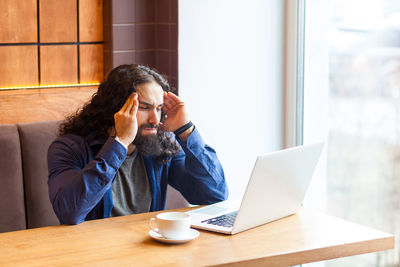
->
[40,45,78,85]
[0,46,38,87]
[79,0,103,42]
[39,0,77,42]
[0,0,37,43]
[79,44,103,83]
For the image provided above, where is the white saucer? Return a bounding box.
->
[148,228,200,244]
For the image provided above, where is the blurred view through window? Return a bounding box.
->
[304,0,400,266]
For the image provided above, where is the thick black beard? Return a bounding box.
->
[133,124,162,157]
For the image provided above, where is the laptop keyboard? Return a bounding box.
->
[201,211,238,228]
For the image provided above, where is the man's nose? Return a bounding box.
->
[148,108,160,125]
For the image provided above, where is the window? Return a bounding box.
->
[304,0,400,266]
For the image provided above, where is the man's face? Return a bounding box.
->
[132,81,164,156]
[135,81,164,136]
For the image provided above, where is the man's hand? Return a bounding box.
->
[160,92,191,133]
[113,93,138,147]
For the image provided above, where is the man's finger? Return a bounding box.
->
[129,94,138,115]
[162,105,170,113]
[163,92,172,105]
[163,98,174,109]
[166,92,182,105]
[120,93,136,112]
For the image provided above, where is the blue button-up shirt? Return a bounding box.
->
[47,128,228,224]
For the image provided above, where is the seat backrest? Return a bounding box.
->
[18,120,61,228]
[166,185,189,210]
[0,124,26,233]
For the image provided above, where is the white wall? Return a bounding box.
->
[179,0,285,200]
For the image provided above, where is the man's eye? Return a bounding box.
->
[139,106,149,110]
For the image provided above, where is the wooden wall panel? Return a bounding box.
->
[39,0,77,42]
[40,46,78,85]
[79,44,104,83]
[0,0,37,43]
[0,1,105,125]
[79,0,103,42]
[0,46,38,87]
[0,87,97,124]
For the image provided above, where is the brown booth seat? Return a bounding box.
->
[0,120,188,233]
[18,120,61,229]
[0,125,26,232]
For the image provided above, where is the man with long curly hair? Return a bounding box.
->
[47,64,228,224]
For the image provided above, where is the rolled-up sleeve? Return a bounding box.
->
[168,128,228,204]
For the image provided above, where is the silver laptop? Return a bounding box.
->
[186,142,324,234]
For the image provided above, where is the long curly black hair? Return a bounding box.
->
[58,64,180,162]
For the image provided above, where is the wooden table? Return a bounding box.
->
[0,207,394,266]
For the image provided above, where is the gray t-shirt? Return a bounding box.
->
[111,150,152,217]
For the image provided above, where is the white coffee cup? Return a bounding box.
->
[148,212,191,239]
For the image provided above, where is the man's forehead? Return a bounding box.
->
[136,82,164,105]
